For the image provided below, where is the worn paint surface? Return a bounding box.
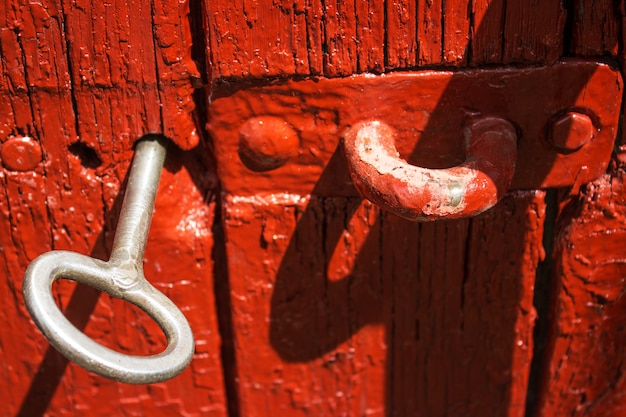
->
[534,169,626,416]
[2,0,626,416]
[205,0,566,78]
[342,118,517,220]
[0,0,227,415]
[205,1,625,416]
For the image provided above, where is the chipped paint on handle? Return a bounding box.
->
[343,117,518,221]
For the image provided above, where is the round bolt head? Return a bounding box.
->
[1,136,42,172]
[549,111,596,153]
[238,116,300,171]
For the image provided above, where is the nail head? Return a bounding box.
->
[549,111,595,152]
[1,136,42,172]
[239,116,299,171]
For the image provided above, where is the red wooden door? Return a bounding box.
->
[0,1,625,416]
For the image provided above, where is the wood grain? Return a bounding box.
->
[570,0,620,58]
[221,192,544,417]
[0,0,227,415]
[206,0,566,80]
[534,170,626,417]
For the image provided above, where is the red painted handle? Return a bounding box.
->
[343,117,518,221]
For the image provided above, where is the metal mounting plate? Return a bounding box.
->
[208,60,623,196]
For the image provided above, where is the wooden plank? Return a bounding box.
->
[532,5,626,416]
[320,0,359,77]
[470,0,505,65]
[206,0,312,78]
[0,0,227,415]
[534,171,626,416]
[61,0,200,150]
[386,0,418,69]
[206,0,568,79]
[385,192,545,417]
[417,0,444,65]
[218,192,544,416]
[570,0,620,57]
[222,192,544,416]
[354,0,385,73]
[207,0,386,78]
[304,0,325,75]
[443,0,470,65]
[502,0,566,64]
[223,196,386,416]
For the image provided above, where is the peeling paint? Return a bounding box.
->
[343,118,517,221]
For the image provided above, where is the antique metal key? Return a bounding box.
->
[23,138,194,384]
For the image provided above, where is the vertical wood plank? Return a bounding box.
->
[417,0,444,65]
[206,0,569,79]
[443,0,470,65]
[321,0,358,77]
[470,0,505,65]
[384,192,544,417]
[152,0,203,147]
[570,0,620,57]
[221,191,545,416]
[502,0,566,64]
[0,0,228,415]
[535,171,626,417]
[305,0,325,75]
[206,0,311,78]
[355,0,385,73]
[533,4,626,416]
[386,0,418,69]
[61,0,200,151]
[224,196,386,416]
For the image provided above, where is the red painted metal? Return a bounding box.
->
[548,111,596,152]
[238,116,301,171]
[343,117,517,220]
[209,60,622,199]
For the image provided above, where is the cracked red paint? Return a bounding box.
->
[0,0,625,416]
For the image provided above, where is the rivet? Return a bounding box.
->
[1,136,42,172]
[238,116,299,171]
[549,111,596,153]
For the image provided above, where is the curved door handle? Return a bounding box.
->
[343,117,518,221]
[23,139,194,384]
